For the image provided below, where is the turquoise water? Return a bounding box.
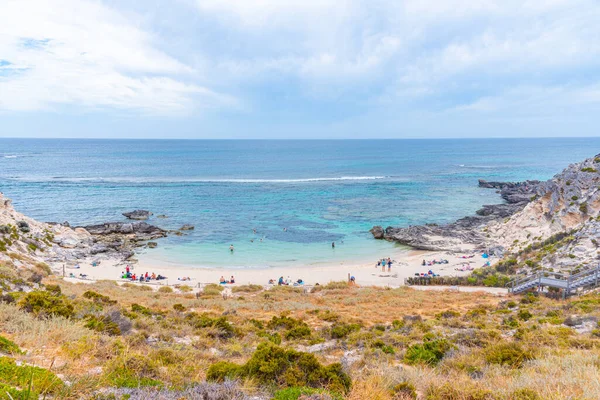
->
[0,138,598,267]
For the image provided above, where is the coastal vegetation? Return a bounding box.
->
[1,262,600,399]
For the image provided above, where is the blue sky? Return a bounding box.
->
[1,0,599,139]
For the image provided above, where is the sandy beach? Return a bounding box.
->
[56,247,495,290]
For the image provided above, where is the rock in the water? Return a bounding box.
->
[81,222,166,240]
[156,214,168,219]
[122,210,152,220]
[370,226,385,239]
[147,242,158,248]
[180,224,195,231]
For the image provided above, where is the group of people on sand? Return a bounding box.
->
[220,275,235,284]
[376,257,393,272]
[422,259,449,266]
[269,276,304,286]
[121,266,166,282]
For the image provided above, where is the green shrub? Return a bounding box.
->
[84,315,121,336]
[207,343,351,394]
[232,284,263,293]
[285,325,312,340]
[83,290,117,305]
[485,342,534,368]
[581,167,597,173]
[18,290,74,318]
[206,361,241,381]
[172,303,186,312]
[158,286,173,293]
[404,337,453,366]
[185,313,237,339]
[131,303,154,316]
[0,336,22,355]
[330,323,361,339]
[425,383,494,400]
[371,340,395,354]
[518,309,533,321]
[273,387,343,400]
[104,354,162,388]
[0,356,63,396]
[511,388,541,400]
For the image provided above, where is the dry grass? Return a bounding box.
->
[1,275,600,399]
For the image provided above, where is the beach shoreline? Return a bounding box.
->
[55,247,494,290]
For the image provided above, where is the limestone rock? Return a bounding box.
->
[122,210,152,220]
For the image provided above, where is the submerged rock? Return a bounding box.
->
[180,224,195,231]
[122,210,152,220]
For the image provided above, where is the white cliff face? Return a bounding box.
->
[0,192,92,268]
[484,156,600,270]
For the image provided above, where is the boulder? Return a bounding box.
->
[147,242,158,248]
[370,226,385,239]
[122,210,152,220]
[58,238,79,249]
[90,244,109,254]
[180,224,195,231]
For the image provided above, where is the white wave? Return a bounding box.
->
[7,175,389,184]
[457,164,497,169]
[3,155,17,158]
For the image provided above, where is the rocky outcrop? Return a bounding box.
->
[81,222,166,241]
[180,224,195,231]
[374,179,546,252]
[374,154,600,265]
[369,226,385,239]
[122,210,152,220]
[0,192,166,271]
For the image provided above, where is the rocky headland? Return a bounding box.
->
[0,194,166,271]
[372,154,600,271]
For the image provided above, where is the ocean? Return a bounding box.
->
[0,138,598,268]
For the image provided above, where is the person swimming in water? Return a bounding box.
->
[229,244,234,252]
[332,242,335,249]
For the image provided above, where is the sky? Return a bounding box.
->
[0,0,599,139]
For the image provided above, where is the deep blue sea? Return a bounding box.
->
[0,138,598,268]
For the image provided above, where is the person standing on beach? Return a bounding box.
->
[381,258,386,272]
[387,258,392,272]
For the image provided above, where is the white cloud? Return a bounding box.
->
[0,0,234,114]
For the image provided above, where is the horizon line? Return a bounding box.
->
[0,136,599,141]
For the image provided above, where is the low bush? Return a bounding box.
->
[207,342,351,394]
[285,325,312,340]
[232,284,263,293]
[158,286,173,293]
[485,342,535,368]
[84,315,121,336]
[425,382,495,400]
[104,354,162,388]
[185,312,238,339]
[511,388,541,400]
[18,290,74,318]
[404,337,453,366]
[0,335,22,355]
[273,386,343,400]
[0,356,63,397]
[83,290,117,305]
[371,339,395,354]
[330,323,361,339]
